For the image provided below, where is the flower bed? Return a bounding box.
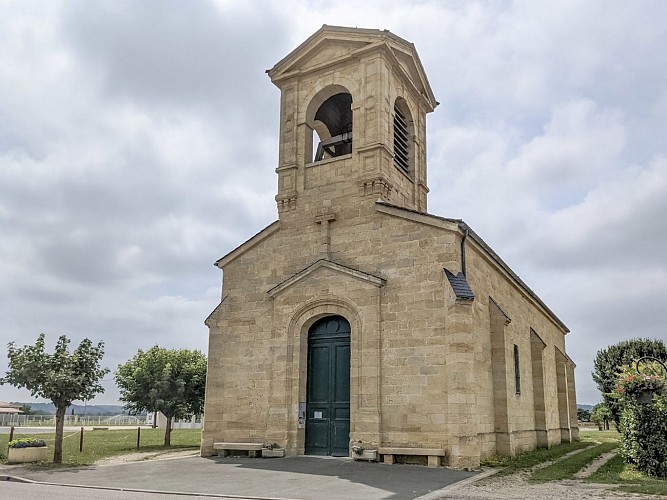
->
[7,438,48,463]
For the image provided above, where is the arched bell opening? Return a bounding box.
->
[305,87,353,163]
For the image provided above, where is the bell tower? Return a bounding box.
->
[267,25,437,219]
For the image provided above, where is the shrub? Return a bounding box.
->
[618,385,667,477]
[8,437,47,449]
[351,441,365,454]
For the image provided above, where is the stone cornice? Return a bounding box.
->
[375,201,459,231]
[267,259,385,298]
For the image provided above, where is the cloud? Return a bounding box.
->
[61,1,288,114]
[0,0,666,407]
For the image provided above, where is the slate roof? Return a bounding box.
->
[444,269,475,300]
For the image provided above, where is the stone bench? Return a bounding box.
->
[213,442,264,458]
[379,447,446,468]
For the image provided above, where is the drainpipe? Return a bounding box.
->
[461,228,469,277]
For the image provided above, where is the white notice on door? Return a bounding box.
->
[314,411,323,419]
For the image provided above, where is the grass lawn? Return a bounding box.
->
[588,451,667,496]
[481,430,620,478]
[481,439,592,476]
[529,430,621,481]
[530,441,617,482]
[480,429,667,494]
[0,428,201,466]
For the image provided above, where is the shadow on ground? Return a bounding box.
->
[8,455,478,500]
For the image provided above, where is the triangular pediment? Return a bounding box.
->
[267,259,385,298]
[282,38,370,75]
[268,25,436,109]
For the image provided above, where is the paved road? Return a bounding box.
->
[0,427,48,435]
[1,481,254,500]
[4,455,477,500]
[0,425,147,434]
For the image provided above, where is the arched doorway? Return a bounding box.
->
[305,315,351,456]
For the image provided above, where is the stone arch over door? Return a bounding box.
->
[283,298,376,455]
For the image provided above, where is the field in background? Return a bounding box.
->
[1,414,145,427]
[0,428,201,465]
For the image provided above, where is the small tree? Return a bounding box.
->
[18,404,33,415]
[592,338,667,423]
[1,334,109,463]
[115,346,206,446]
[577,408,591,422]
[591,402,612,430]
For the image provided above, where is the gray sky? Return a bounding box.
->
[1,0,666,407]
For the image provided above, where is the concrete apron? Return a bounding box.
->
[0,455,484,500]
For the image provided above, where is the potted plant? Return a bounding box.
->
[7,437,49,463]
[615,363,665,404]
[351,442,377,461]
[261,442,285,458]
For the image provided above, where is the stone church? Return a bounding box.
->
[201,25,578,469]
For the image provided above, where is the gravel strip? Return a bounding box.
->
[438,471,662,499]
[574,450,618,479]
[95,449,199,465]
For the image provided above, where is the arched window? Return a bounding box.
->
[312,93,353,162]
[393,98,413,174]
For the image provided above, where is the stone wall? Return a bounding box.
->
[202,197,576,466]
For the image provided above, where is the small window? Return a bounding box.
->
[514,344,521,395]
[393,102,410,173]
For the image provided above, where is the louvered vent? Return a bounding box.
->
[393,105,409,173]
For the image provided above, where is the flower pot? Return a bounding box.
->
[353,449,377,461]
[7,446,48,464]
[636,389,654,404]
[262,448,284,458]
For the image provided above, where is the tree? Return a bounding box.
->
[591,402,612,430]
[115,346,206,446]
[577,408,591,422]
[18,403,33,415]
[592,338,667,424]
[1,334,109,463]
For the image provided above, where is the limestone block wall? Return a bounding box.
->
[202,227,288,456]
[463,236,576,460]
[202,195,464,458]
[322,205,459,453]
[268,267,384,454]
[202,194,575,467]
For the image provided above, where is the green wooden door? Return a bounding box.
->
[305,316,350,456]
